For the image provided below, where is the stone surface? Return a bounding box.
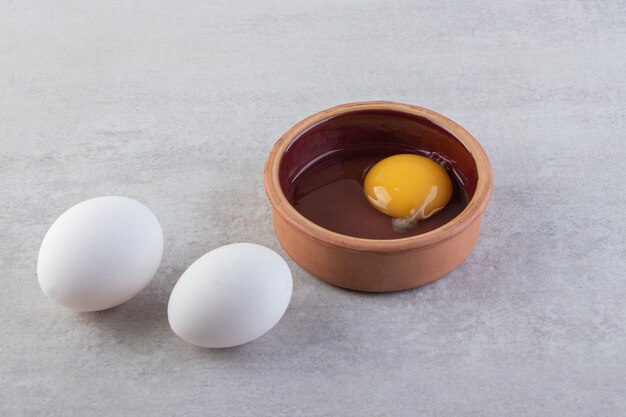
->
[1,1,625,416]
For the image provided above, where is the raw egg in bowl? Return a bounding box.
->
[264,101,493,292]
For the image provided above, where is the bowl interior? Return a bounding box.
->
[279,109,479,200]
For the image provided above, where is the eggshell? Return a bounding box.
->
[37,196,164,311]
[168,243,292,348]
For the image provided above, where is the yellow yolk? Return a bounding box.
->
[364,154,453,220]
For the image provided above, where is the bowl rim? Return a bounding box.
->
[264,101,493,253]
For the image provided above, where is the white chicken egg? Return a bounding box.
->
[168,243,292,348]
[37,196,164,311]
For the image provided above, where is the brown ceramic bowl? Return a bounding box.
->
[264,101,493,292]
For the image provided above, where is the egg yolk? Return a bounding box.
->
[364,154,453,220]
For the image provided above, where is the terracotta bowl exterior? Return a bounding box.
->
[264,101,493,292]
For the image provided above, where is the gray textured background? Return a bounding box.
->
[1,1,625,416]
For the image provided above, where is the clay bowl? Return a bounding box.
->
[264,101,493,292]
